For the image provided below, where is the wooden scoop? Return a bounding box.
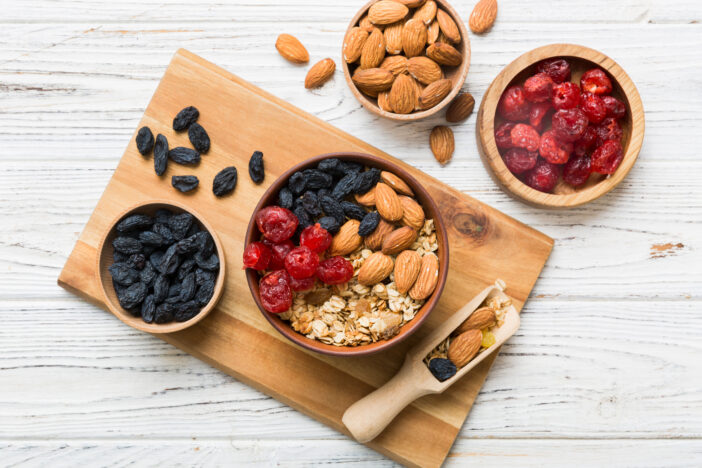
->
[342,281,520,443]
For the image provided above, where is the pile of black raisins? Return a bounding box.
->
[108,209,219,324]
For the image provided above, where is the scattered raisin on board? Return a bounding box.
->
[154,134,169,176]
[212,166,237,197]
[136,126,154,156]
[172,106,199,132]
[248,150,265,184]
[188,123,210,153]
[168,147,200,165]
[171,175,199,193]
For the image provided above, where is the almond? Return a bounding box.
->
[360,28,386,69]
[409,252,439,300]
[399,195,425,230]
[384,22,404,54]
[453,307,497,336]
[436,30,450,44]
[446,92,475,123]
[355,186,377,206]
[359,14,375,32]
[375,182,403,221]
[413,0,437,24]
[411,78,424,110]
[380,55,408,77]
[418,78,452,110]
[396,0,426,7]
[358,251,394,286]
[447,329,482,367]
[328,219,362,256]
[394,250,421,293]
[401,19,427,58]
[377,90,393,112]
[469,0,497,34]
[427,20,440,44]
[380,171,413,196]
[407,56,443,85]
[381,226,417,255]
[352,68,394,96]
[436,8,461,43]
[364,218,394,250]
[344,27,369,63]
[305,58,336,89]
[426,42,462,66]
[368,0,409,25]
[275,34,309,64]
[430,125,454,165]
[388,74,417,115]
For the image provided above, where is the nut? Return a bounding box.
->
[445,92,475,123]
[383,22,403,55]
[380,55,409,77]
[364,218,394,250]
[396,0,427,7]
[453,307,497,336]
[418,78,452,110]
[412,0,437,24]
[377,90,392,112]
[375,182,404,221]
[355,186,377,206]
[305,58,336,89]
[380,171,413,196]
[343,27,369,63]
[436,8,461,43]
[447,329,482,367]
[407,56,443,85]
[469,0,498,34]
[381,226,417,255]
[328,219,362,256]
[388,74,417,115]
[398,195,425,230]
[359,14,375,32]
[352,68,394,96]
[401,19,427,58]
[408,252,439,300]
[394,250,421,293]
[275,34,309,64]
[360,28,386,69]
[427,20,440,44]
[426,42,462,67]
[358,251,394,285]
[368,0,409,25]
[430,125,454,165]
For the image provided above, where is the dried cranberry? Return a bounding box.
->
[495,122,516,149]
[539,129,573,164]
[255,206,298,243]
[573,126,598,157]
[580,92,607,124]
[259,269,292,313]
[300,223,332,254]
[594,117,623,146]
[289,275,315,292]
[524,159,560,193]
[552,108,588,142]
[263,239,294,270]
[523,73,554,103]
[242,242,271,271]
[601,95,626,119]
[316,256,354,285]
[284,246,319,279]
[591,140,624,174]
[497,86,530,121]
[510,123,541,152]
[552,82,580,110]
[581,68,612,95]
[536,58,571,83]
[502,148,538,174]
[529,102,553,132]
[563,154,592,186]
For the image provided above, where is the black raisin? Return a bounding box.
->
[117,281,147,310]
[320,195,345,224]
[136,126,154,156]
[318,216,340,235]
[301,191,322,217]
[331,173,357,200]
[150,251,165,271]
[109,262,140,286]
[187,122,210,153]
[195,231,214,258]
[341,161,363,174]
[168,147,200,166]
[126,253,146,270]
[154,134,169,176]
[212,166,237,197]
[174,300,201,322]
[173,106,199,131]
[116,214,152,233]
[159,244,181,275]
[154,209,172,224]
[288,171,307,195]
[141,295,156,323]
[304,169,332,190]
[317,188,330,199]
[177,258,196,281]
[167,283,182,303]
[140,262,157,287]
[186,222,200,237]
[277,187,293,209]
[341,201,367,221]
[358,211,380,236]
[113,236,142,255]
[195,280,215,306]
[176,234,199,255]
[194,251,219,271]
[171,175,199,193]
[113,251,128,263]
[195,268,215,286]
[178,273,196,302]
[428,358,457,382]
[293,205,312,229]
[153,274,169,303]
[353,168,381,194]
[248,150,265,184]
[139,231,164,247]
[317,158,341,174]
[154,303,175,324]
[168,213,194,240]
[152,223,175,245]
[143,245,155,256]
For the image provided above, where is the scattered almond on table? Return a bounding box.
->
[469,0,498,34]
[430,125,455,165]
[275,34,309,63]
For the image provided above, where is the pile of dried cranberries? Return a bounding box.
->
[495,58,627,192]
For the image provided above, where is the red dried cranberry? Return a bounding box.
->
[502,148,538,174]
[580,92,607,124]
[573,126,598,157]
[259,269,292,313]
[284,246,319,279]
[263,239,294,270]
[494,122,516,149]
[497,86,530,121]
[523,73,554,103]
[552,82,580,110]
[300,223,332,254]
[591,140,624,174]
[539,129,573,164]
[552,108,588,142]
[594,117,623,146]
[602,95,626,119]
[255,206,298,243]
[524,159,560,193]
[563,154,592,186]
[581,68,612,95]
[242,241,271,271]
[510,123,541,152]
[289,275,315,292]
[536,58,571,83]
[528,102,553,132]
[316,256,354,285]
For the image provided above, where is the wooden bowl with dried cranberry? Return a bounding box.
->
[477,44,645,208]
[243,153,449,356]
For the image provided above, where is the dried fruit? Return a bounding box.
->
[502,148,537,174]
[407,56,443,85]
[188,123,210,153]
[320,194,345,224]
[344,27,369,63]
[300,223,332,253]
[552,108,588,142]
[117,281,148,310]
[563,154,592,186]
[136,126,154,156]
[528,101,553,131]
[316,256,354,285]
[168,147,201,165]
[381,226,417,255]
[430,125,454,165]
[426,42,462,66]
[436,9,460,43]
[368,0,409,25]
[301,191,322,217]
[341,201,368,221]
[318,216,341,235]
[328,219,362,256]
[275,34,309,64]
[537,58,571,83]
[402,19,427,58]
[141,295,156,323]
[394,250,421,293]
[552,81,581,110]
[171,175,199,193]
[524,73,554,103]
[418,78,452,110]
[358,211,381,236]
[359,14,374,32]
[494,122,515,149]
[195,251,219,271]
[288,171,307,195]
[113,236,142,255]
[352,168,381,194]
[573,126,597,157]
[594,117,623,146]
[264,239,294,271]
[255,206,299,243]
[389,73,418,114]
[580,92,607,124]
[284,246,319,279]
[173,106,199,131]
[447,329,482,367]
[364,219,394,250]
[358,251,394,285]
[539,129,573,164]
[399,196,425,230]
[524,158,560,193]
[178,273,196,302]
[154,134,168,176]
[602,95,626,119]
[168,213,194,240]
[259,269,293,313]
[375,182,403,221]
[212,166,237,197]
[352,67,394,96]
[510,123,540,152]
[117,214,153,233]
[289,276,315,292]
[591,139,624,174]
[384,22,403,55]
[581,68,612,95]
[246,150,264,184]
[360,28,386,70]
[195,279,215,306]
[380,55,408,76]
[413,0,437,24]
[428,358,456,381]
[243,242,271,270]
[481,330,496,348]
[109,263,140,286]
[305,58,336,89]
[454,307,496,335]
[469,0,497,34]
[497,86,530,121]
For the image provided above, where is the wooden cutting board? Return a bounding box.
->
[58,49,553,468]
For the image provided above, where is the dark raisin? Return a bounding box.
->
[317,188,330,199]
[113,237,142,255]
[186,222,200,237]
[304,169,332,190]
[154,209,171,224]
[248,150,265,184]
[353,168,381,194]
[171,175,199,192]
[320,195,345,224]
[153,274,169,303]
[159,244,181,275]
[318,216,340,235]
[341,201,367,221]
[174,300,201,322]
[149,251,165,271]
[152,223,175,245]
[187,123,210,153]
[176,234,199,255]
[195,280,215,306]
[178,273,196,302]
[113,251,128,263]
[341,161,363,174]
[139,231,164,247]
[177,258,196,281]
[109,262,140,286]
[112,279,127,296]
[172,106,199,131]
[168,147,200,166]
[277,187,294,209]
[301,191,322,217]
[288,171,307,195]
[428,358,457,382]
[168,213,194,240]
[140,262,157,287]
[136,126,154,156]
[195,251,219,271]
[141,295,156,323]
[317,158,340,174]
[117,281,147,310]
[116,214,152,233]
[212,166,237,197]
[154,303,175,324]
[126,253,146,270]
[331,173,357,200]
[195,231,214,258]
[166,283,182,303]
[293,205,312,230]
[154,134,169,176]
[358,211,380,236]
[195,268,215,286]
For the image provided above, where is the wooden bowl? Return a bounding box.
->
[245,152,450,356]
[477,44,645,208]
[97,200,226,334]
[342,0,471,121]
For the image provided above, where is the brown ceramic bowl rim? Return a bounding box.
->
[341,0,471,122]
[245,152,449,356]
[97,199,226,334]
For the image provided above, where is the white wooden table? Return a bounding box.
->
[2,1,701,466]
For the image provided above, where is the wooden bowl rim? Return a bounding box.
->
[477,43,645,208]
[245,152,450,357]
[97,199,226,334]
[341,0,471,122]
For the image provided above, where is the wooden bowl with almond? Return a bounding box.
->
[244,152,449,356]
[342,0,471,121]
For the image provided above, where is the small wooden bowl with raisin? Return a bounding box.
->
[97,200,226,334]
[477,43,645,208]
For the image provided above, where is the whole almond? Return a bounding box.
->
[453,307,496,336]
[409,252,439,300]
[380,171,413,196]
[388,74,417,114]
[305,58,336,89]
[328,219,362,256]
[401,19,427,58]
[396,0,426,7]
[375,182,404,221]
[418,78,452,110]
[275,34,309,64]
[394,250,422,293]
[436,9,461,43]
[380,55,409,77]
[368,0,409,25]
[355,186,377,206]
[364,218,394,250]
[437,30,451,44]
[358,251,394,286]
[426,42,462,66]
[413,0,437,24]
[352,68,395,96]
[377,91,393,112]
[407,56,443,85]
[381,226,417,255]
[360,28,386,69]
[427,20,440,44]
[344,27,369,63]
[469,0,498,34]
[399,195,425,230]
[447,329,482,367]
[446,92,475,122]
[359,14,375,32]
[412,78,425,110]
[430,125,454,165]
[384,22,403,54]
